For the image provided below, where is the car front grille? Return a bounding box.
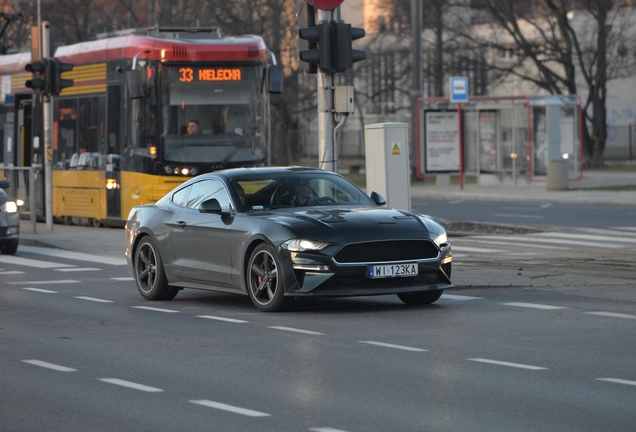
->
[333,240,439,264]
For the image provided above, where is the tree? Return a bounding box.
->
[462,0,636,167]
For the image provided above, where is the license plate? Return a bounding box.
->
[368,263,418,279]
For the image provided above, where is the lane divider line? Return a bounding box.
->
[197,315,248,323]
[189,400,270,417]
[22,359,76,372]
[503,302,567,310]
[268,326,324,335]
[111,277,134,281]
[597,378,636,387]
[132,306,179,313]
[586,312,636,320]
[310,428,351,432]
[7,280,80,285]
[55,268,102,272]
[359,341,427,352]
[468,358,547,370]
[74,296,114,303]
[441,294,484,301]
[99,378,163,392]
[0,270,24,275]
[22,287,58,294]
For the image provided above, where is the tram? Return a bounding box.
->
[0,26,282,226]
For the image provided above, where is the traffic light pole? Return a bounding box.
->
[42,21,53,231]
[317,7,335,173]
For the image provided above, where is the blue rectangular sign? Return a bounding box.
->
[450,77,469,103]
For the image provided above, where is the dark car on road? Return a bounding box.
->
[0,179,20,255]
[125,167,453,311]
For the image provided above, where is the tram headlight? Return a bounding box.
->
[181,168,189,175]
[165,165,174,174]
[106,179,119,190]
[190,167,198,176]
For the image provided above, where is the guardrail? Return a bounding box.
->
[0,166,37,234]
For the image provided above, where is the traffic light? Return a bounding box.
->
[333,23,366,72]
[50,58,74,96]
[299,22,332,73]
[25,59,50,93]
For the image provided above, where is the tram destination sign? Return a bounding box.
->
[178,67,242,83]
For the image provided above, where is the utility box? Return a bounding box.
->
[364,122,411,211]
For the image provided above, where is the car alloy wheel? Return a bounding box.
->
[134,237,178,300]
[247,244,292,312]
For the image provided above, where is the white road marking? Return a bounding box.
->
[22,287,58,294]
[500,206,542,211]
[451,246,508,254]
[459,238,572,251]
[610,227,636,232]
[268,326,324,335]
[197,315,248,323]
[0,270,23,275]
[132,306,179,313]
[597,378,636,387]
[586,311,636,320]
[55,267,101,272]
[310,428,350,432]
[189,400,270,417]
[75,296,114,303]
[470,235,622,249]
[494,213,544,219]
[22,359,76,372]
[468,358,547,370]
[441,294,484,301]
[7,280,80,285]
[0,255,75,268]
[536,232,636,244]
[99,378,163,392]
[19,245,127,266]
[359,341,427,352]
[540,203,552,208]
[503,302,567,310]
[448,200,464,204]
[111,277,134,281]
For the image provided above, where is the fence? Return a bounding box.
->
[0,166,37,233]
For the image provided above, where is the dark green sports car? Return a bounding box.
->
[125,167,453,311]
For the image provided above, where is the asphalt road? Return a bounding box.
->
[412,198,636,229]
[1,241,635,431]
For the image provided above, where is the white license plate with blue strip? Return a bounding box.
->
[368,263,418,279]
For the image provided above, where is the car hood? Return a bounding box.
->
[260,207,445,243]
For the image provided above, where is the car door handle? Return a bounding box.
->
[176,221,186,228]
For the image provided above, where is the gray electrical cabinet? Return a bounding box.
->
[364,122,411,211]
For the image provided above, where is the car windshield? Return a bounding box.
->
[231,172,375,211]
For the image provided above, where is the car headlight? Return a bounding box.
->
[1,201,18,213]
[281,239,330,252]
[432,232,448,247]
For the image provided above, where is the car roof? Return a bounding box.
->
[201,166,338,181]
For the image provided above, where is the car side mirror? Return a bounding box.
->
[0,179,10,190]
[370,191,387,206]
[199,198,230,215]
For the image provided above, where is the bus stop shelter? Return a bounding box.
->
[415,95,583,188]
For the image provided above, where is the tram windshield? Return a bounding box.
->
[161,65,265,165]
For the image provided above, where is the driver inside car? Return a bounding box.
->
[292,183,314,206]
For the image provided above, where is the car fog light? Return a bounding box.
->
[293,264,330,272]
[7,226,18,234]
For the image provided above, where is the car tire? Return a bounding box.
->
[0,240,18,255]
[246,243,293,312]
[397,289,443,305]
[134,237,178,300]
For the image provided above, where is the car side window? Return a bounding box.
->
[172,186,191,207]
[186,179,231,212]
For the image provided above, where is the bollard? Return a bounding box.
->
[546,160,569,191]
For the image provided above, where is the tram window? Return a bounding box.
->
[57,99,78,170]
[107,85,122,155]
[79,98,99,154]
[128,94,156,156]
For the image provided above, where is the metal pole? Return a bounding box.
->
[411,0,421,177]
[42,21,52,231]
[317,7,335,172]
[29,167,36,233]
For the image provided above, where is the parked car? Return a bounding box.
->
[125,167,453,311]
[0,179,20,255]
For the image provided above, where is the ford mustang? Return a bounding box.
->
[125,167,453,311]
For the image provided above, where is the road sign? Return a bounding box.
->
[450,77,469,103]
[308,0,344,10]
